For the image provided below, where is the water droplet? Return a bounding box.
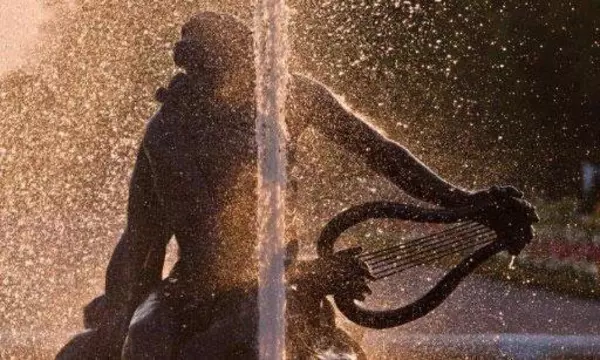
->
[508,255,517,270]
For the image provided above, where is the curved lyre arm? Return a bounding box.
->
[334,241,503,329]
[317,201,509,329]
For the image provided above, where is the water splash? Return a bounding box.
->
[254,0,289,358]
[508,255,517,270]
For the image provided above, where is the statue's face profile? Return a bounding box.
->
[174,12,253,78]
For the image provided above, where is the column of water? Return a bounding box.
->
[254,0,289,359]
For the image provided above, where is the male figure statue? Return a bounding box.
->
[57,11,534,359]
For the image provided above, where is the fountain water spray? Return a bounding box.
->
[254,0,289,358]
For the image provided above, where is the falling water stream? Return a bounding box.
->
[254,0,289,358]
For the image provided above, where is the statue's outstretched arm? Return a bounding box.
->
[289,74,473,207]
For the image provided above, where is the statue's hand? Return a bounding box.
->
[500,195,539,255]
[470,185,524,205]
[470,185,539,255]
[325,247,374,301]
[288,248,373,301]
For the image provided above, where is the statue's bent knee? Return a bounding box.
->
[122,293,175,359]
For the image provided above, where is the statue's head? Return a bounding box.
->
[174,12,253,80]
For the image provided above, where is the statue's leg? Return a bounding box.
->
[286,297,367,359]
[330,327,368,360]
[55,329,117,360]
[121,291,176,360]
[179,290,259,359]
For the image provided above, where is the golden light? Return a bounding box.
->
[0,0,49,74]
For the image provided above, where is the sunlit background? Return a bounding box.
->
[0,0,48,73]
[1,0,599,358]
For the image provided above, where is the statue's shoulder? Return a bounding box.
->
[289,73,330,97]
[143,73,195,147]
[142,109,173,151]
[288,73,338,111]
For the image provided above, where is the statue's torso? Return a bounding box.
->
[145,98,258,291]
[143,76,316,293]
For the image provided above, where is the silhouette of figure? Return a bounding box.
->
[56,11,533,359]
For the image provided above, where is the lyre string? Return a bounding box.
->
[372,238,495,280]
[368,231,495,276]
[359,222,482,260]
[365,231,489,270]
[362,224,490,267]
[371,234,496,280]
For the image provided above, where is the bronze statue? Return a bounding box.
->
[56,11,536,359]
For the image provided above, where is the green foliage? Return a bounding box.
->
[536,197,600,233]
[479,254,599,300]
